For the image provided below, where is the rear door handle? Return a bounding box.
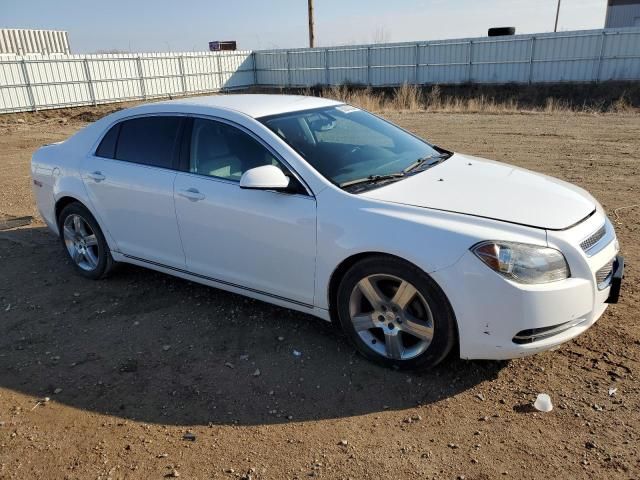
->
[178,187,205,201]
[87,171,106,182]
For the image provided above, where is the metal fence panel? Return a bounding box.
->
[289,49,324,86]
[0,50,253,113]
[254,51,288,86]
[600,30,640,81]
[471,37,531,83]
[254,27,640,89]
[327,47,368,86]
[219,52,254,89]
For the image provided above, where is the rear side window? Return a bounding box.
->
[95,124,120,159]
[115,116,181,169]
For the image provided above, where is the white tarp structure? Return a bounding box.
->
[0,29,70,55]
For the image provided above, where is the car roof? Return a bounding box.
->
[149,94,343,118]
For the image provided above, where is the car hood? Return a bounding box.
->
[360,153,595,230]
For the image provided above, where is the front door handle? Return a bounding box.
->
[87,171,106,182]
[178,188,205,202]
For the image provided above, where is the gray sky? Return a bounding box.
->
[2,0,609,53]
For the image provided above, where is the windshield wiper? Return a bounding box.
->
[339,152,450,189]
[339,172,405,188]
[403,153,448,174]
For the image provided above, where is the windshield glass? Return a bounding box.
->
[260,105,444,188]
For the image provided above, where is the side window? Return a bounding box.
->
[115,116,181,169]
[95,123,120,159]
[189,118,281,181]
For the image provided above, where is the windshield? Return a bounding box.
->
[260,105,446,189]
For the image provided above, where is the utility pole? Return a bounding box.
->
[554,0,561,32]
[308,0,315,48]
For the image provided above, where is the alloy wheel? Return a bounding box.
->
[348,274,434,360]
[62,214,100,271]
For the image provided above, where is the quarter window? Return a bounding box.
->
[114,116,182,169]
[95,123,120,159]
[189,118,281,181]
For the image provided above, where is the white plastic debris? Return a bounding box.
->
[533,393,553,412]
[292,350,302,357]
[608,387,617,397]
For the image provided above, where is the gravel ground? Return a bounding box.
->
[0,106,638,479]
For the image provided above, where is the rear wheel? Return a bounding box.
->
[336,256,456,369]
[58,202,114,279]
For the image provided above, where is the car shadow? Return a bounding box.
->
[0,226,505,426]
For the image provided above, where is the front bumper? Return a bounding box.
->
[431,224,621,360]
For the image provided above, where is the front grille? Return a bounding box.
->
[580,225,606,252]
[596,259,615,289]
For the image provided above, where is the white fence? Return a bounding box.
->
[0,50,254,113]
[255,28,640,87]
[1,27,640,114]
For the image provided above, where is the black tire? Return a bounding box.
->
[336,255,456,370]
[57,202,114,280]
[488,27,515,37]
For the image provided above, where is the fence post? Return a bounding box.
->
[178,56,187,94]
[20,59,36,111]
[252,51,258,86]
[136,56,146,99]
[595,31,606,82]
[423,43,430,85]
[83,58,97,106]
[528,36,536,84]
[324,48,330,86]
[366,46,371,86]
[216,54,224,91]
[286,51,291,87]
[414,43,420,85]
[467,40,473,83]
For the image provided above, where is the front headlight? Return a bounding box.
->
[471,241,570,284]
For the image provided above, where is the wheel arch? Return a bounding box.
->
[54,195,82,225]
[54,195,117,252]
[328,251,460,356]
[327,252,454,319]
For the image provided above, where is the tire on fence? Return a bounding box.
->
[488,27,516,37]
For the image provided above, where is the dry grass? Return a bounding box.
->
[314,83,638,114]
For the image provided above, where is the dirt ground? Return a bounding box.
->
[0,105,638,480]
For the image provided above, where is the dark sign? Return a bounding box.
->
[209,41,237,51]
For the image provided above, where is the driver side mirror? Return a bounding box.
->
[240,165,290,190]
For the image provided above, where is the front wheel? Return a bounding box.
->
[58,202,114,279]
[336,256,456,370]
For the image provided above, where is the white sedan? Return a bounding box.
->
[31,95,624,369]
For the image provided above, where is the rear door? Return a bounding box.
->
[82,115,186,268]
[173,117,317,306]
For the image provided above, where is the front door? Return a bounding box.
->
[173,118,317,306]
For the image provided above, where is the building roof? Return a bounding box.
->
[153,94,342,118]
